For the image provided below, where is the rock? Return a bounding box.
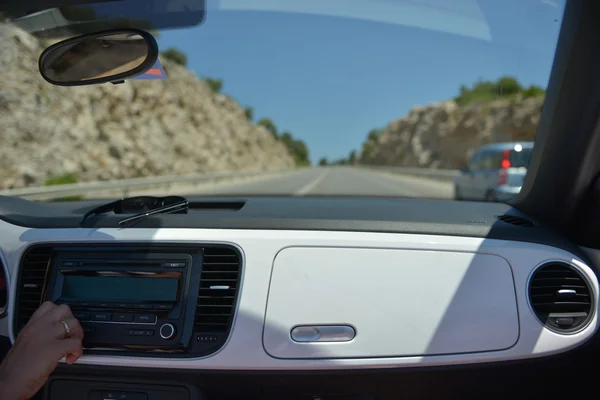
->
[359,97,545,169]
[0,23,295,188]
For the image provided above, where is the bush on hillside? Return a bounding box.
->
[44,173,82,201]
[206,78,223,93]
[257,118,278,138]
[244,107,254,121]
[161,48,187,67]
[455,76,545,105]
[45,173,78,186]
[280,132,310,166]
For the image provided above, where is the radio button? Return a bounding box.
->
[163,262,186,268]
[82,326,95,334]
[134,304,153,310]
[159,323,176,339]
[73,311,90,321]
[134,314,156,324]
[90,312,111,321]
[62,261,79,267]
[92,302,113,308]
[112,313,133,323]
[153,304,173,310]
[128,329,154,337]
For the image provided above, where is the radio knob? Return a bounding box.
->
[159,323,176,340]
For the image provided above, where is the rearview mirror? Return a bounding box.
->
[39,29,158,86]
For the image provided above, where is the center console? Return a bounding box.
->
[15,243,242,357]
[46,251,196,353]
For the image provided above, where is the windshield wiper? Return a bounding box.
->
[80,196,188,227]
[118,200,189,226]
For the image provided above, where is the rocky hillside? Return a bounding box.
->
[0,23,295,189]
[358,96,544,169]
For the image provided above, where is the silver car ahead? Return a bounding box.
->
[454,142,533,202]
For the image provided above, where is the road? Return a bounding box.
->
[190,167,454,198]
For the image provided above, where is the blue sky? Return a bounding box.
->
[157,0,565,163]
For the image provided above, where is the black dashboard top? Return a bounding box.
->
[0,195,581,256]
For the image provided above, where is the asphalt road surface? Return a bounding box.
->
[192,167,454,199]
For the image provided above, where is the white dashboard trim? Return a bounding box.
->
[1,223,598,370]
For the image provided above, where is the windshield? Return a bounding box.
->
[0,0,565,203]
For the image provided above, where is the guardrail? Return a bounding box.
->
[360,165,459,181]
[0,168,291,201]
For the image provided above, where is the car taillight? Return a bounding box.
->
[501,149,511,169]
[498,169,508,185]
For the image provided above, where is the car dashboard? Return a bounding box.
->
[0,196,598,399]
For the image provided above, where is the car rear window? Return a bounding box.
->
[510,148,532,168]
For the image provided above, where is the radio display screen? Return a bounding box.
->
[61,276,178,303]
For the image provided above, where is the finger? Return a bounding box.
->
[54,337,83,365]
[30,301,56,321]
[53,318,84,341]
[65,352,81,365]
[47,304,75,322]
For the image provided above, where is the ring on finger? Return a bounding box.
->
[60,319,71,338]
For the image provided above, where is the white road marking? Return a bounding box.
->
[295,170,330,195]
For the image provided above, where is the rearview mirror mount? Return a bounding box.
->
[38,28,158,86]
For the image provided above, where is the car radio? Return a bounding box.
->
[44,250,201,354]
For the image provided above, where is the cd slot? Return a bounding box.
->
[63,260,188,269]
[69,260,164,268]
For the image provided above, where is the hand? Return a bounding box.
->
[0,302,84,400]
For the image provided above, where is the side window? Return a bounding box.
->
[481,151,494,170]
[468,152,482,170]
[489,151,502,169]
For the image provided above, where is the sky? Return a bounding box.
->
[156,0,565,163]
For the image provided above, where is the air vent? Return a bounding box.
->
[497,215,535,227]
[15,246,53,332]
[529,262,593,333]
[194,246,241,335]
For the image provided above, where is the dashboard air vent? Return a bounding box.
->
[529,262,593,333]
[497,215,535,227]
[15,246,53,332]
[195,246,241,335]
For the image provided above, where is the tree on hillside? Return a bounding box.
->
[161,47,187,67]
[206,78,223,93]
[244,107,254,121]
[280,132,293,143]
[291,139,310,166]
[349,150,357,164]
[319,158,328,166]
[523,84,545,98]
[455,76,544,105]
[360,142,374,164]
[495,76,522,96]
[257,118,278,138]
[279,132,310,166]
[333,158,348,165]
[368,129,381,142]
